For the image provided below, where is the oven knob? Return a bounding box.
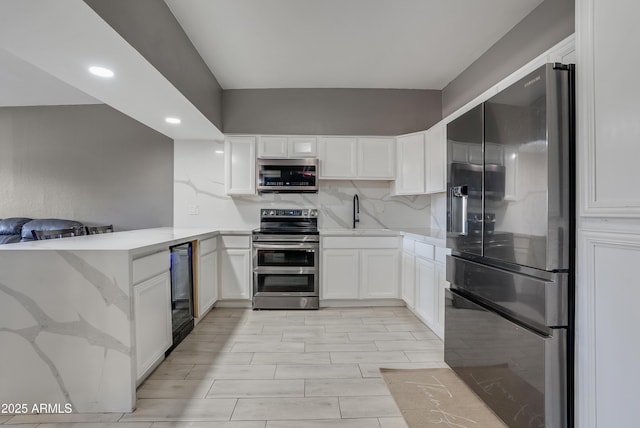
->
[269,210,276,216]
[310,209,318,217]
[302,210,308,216]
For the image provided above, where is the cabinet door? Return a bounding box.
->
[426,123,446,194]
[220,249,251,299]
[395,133,426,194]
[358,137,395,179]
[360,249,399,298]
[434,262,447,339]
[258,136,288,158]
[401,251,416,309]
[198,250,218,315]
[415,257,436,327]
[288,137,317,158]
[225,136,256,195]
[318,137,357,178]
[134,272,171,380]
[321,249,359,299]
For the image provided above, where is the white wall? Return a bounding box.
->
[576,0,640,426]
[174,139,433,230]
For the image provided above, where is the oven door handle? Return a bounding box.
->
[253,243,318,250]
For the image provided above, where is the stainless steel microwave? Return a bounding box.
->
[256,158,319,193]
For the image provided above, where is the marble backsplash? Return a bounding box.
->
[174,139,435,230]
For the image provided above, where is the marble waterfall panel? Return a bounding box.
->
[174,139,433,229]
[0,250,134,413]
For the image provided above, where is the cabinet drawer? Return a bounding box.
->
[221,235,250,249]
[199,236,217,255]
[435,246,447,264]
[415,242,435,260]
[402,238,415,253]
[323,236,399,249]
[133,250,170,284]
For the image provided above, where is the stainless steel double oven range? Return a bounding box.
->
[252,208,319,310]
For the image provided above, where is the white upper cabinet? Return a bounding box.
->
[425,122,446,194]
[393,132,426,194]
[318,137,358,178]
[225,136,256,195]
[319,136,395,180]
[259,136,317,158]
[357,137,395,179]
[258,136,288,158]
[288,137,317,158]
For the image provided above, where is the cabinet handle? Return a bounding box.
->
[452,185,468,236]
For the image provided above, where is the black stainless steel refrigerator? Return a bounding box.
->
[445,63,574,428]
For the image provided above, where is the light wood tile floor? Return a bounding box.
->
[3,306,446,427]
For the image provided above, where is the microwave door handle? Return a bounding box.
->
[452,185,469,236]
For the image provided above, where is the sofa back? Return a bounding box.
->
[20,219,86,241]
[0,217,85,243]
[0,217,32,244]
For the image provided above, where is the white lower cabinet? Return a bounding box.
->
[435,262,446,332]
[401,237,447,339]
[220,249,251,299]
[321,237,399,300]
[198,249,218,315]
[401,251,416,309]
[321,249,359,299]
[415,257,436,327]
[219,234,251,300]
[134,271,171,381]
[360,249,399,298]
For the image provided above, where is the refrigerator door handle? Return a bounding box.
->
[452,185,468,236]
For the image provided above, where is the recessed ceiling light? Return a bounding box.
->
[88,66,114,78]
[215,150,224,154]
[165,117,181,125]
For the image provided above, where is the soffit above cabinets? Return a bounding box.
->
[0,0,223,141]
[165,0,544,90]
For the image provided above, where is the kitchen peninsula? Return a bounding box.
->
[0,225,446,414]
[0,227,219,413]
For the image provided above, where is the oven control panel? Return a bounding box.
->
[261,209,318,218]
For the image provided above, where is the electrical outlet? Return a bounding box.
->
[188,204,200,215]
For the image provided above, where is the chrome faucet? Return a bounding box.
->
[353,194,360,229]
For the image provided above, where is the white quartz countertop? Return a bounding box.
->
[319,228,400,237]
[0,227,220,251]
[319,227,446,246]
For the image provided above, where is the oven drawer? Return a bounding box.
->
[253,271,318,296]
